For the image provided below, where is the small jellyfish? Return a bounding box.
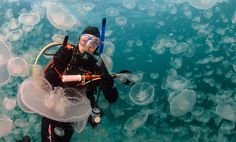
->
[122,0,136,9]
[216,100,236,122]
[27,64,43,77]
[0,115,13,137]
[8,29,23,41]
[73,119,88,133]
[2,97,16,111]
[151,44,165,55]
[7,57,28,77]
[105,7,119,17]
[170,89,196,117]
[166,74,187,90]
[188,0,218,10]
[115,16,128,27]
[101,54,113,71]
[103,41,115,56]
[170,42,188,54]
[129,82,155,106]
[18,13,40,26]
[124,112,148,131]
[82,2,94,12]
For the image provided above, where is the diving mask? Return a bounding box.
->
[79,34,100,50]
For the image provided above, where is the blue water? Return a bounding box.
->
[0,0,236,141]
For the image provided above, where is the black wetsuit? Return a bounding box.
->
[41,45,118,142]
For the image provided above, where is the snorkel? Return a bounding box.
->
[98,17,106,55]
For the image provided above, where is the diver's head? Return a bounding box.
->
[78,26,100,54]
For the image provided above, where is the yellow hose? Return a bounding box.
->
[34,42,63,65]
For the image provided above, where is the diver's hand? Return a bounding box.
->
[65,43,73,49]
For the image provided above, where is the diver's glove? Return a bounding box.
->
[105,87,118,103]
[100,73,114,88]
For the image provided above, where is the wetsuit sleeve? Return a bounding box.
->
[44,45,73,87]
[99,62,118,103]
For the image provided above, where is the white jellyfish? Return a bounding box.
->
[216,100,236,122]
[115,16,128,27]
[2,97,16,111]
[122,0,136,9]
[166,74,188,90]
[129,82,155,106]
[170,89,196,117]
[8,29,23,41]
[0,40,11,86]
[44,2,77,30]
[18,13,40,26]
[170,42,188,54]
[17,77,92,122]
[101,54,113,71]
[124,112,148,131]
[187,0,219,10]
[105,7,119,17]
[0,114,13,137]
[7,57,28,77]
[73,119,88,133]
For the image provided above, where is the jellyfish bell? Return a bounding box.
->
[0,40,12,86]
[129,82,155,106]
[188,0,219,10]
[7,57,28,77]
[216,100,236,122]
[0,114,13,137]
[17,78,92,122]
[166,74,188,90]
[170,89,196,117]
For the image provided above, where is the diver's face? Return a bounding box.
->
[78,34,100,54]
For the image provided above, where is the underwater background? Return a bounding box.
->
[0,0,236,141]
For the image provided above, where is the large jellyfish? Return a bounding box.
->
[170,89,196,117]
[129,82,154,106]
[44,1,77,30]
[216,100,236,122]
[0,40,12,86]
[187,0,219,10]
[0,114,13,137]
[17,77,92,122]
[7,57,28,77]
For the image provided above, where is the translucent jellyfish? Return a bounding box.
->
[219,120,235,134]
[7,57,28,77]
[15,118,29,128]
[82,2,94,12]
[73,119,88,133]
[2,97,16,111]
[0,40,11,86]
[166,74,187,90]
[129,82,155,106]
[170,42,188,54]
[18,13,40,26]
[232,11,236,24]
[8,29,23,41]
[169,0,187,3]
[18,77,92,122]
[110,104,125,118]
[0,114,13,137]
[101,54,113,71]
[216,100,236,122]
[115,16,128,26]
[187,0,218,10]
[170,89,196,117]
[105,7,119,17]
[124,112,148,131]
[151,44,165,54]
[103,41,115,56]
[44,2,77,30]
[122,0,136,9]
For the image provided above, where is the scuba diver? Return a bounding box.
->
[41,25,119,142]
